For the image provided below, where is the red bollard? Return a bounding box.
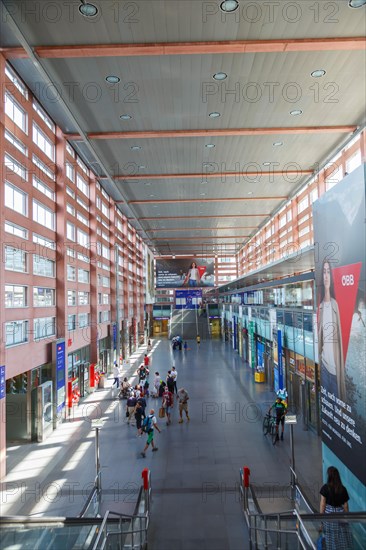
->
[243,466,250,488]
[141,468,149,491]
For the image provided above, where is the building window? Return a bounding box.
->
[102,310,110,323]
[346,150,362,174]
[102,276,110,287]
[297,196,309,215]
[33,176,55,200]
[78,313,90,328]
[68,314,76,331]
[5,130,28,155]
[102,244,110,260]
[5,154,27,180]
[33,287,56,307]
[5,320,29,347]
[33,100,55,131]
[5,181,28,216]
[5,220,28,239]
[77,174,89,197]
[77,212,89,227]
[67,265,76,281]
[34,317,56,340]
[33,123,55,161]
[101,202,109,217]
[77,156,88,175]
[102,293,110,305]
[33,234,56,250]
[67,290,77,306]
[32,154,55,181]
[33,255,55,277]
[66,162,75,182]
[5,66,28,98]
[66,203,75,216]
[66,222,76,241]
[77,228,89,247]
[4,92,27,132]
[66,142,75,158]
[5,246,27,272]
[33,200,55,230]
[78,291,90,305]
[66,186,75,199]
[76,196,88,211]
[5,285,27,308]
[78,269,90,284]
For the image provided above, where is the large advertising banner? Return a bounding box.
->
[145,246,155,304]
[313,164,366,485]
[156,258,215,288]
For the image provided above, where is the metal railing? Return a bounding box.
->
[239,468,366,549]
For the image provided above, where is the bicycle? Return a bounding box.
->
[262,413,278,445]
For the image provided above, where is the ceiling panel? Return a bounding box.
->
[1,0,365,258]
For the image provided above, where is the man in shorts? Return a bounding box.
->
[141,409,161,457]
[177,388,190,423]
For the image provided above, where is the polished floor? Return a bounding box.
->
[1,338,322,549]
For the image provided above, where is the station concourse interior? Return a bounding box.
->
[0,0,365,548]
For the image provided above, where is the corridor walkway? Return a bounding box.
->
[1,338,322,549]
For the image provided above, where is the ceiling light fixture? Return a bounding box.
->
[348,0,366,7]
[139,165,145,170]
[220,0,239,12]
[205,143,216,148]
[263,162,271,166]
[120,114,132,120]
[131,146,141,150]
[248,191,253,195]
[78,2,98,17]
[273,141,283,147]
[144,182,151,186]
[105,75,120,84]
[290,109,303,116]
[311,69,326,78]
[213,72,228,81]
[200,193,206,196]
[209,112,221,118]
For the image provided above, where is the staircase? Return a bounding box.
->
[169,308,210,340]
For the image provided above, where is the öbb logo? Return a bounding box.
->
[342,274,354,286]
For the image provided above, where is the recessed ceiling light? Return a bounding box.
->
[273,141,283,147]
[311,69,326,78]
[290,110,303,116]
[144,182,151,186]
[200,193,206,196]
[348,0,366,7]
[131,146,141,150]
[105,75,120,84]
[213,72,228,81]
[149,194,155,197]
[220,0,239,12]
[209,112,221,118]
[263,162,271,166]
[205,143,216,148]
[78,2,98,17]
[139,165,145,169]
[120,114,132,120]
[248,191,253,195]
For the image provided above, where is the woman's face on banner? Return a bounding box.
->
[323,261,331,292]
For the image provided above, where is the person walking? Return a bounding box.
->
[141,409,161,457]
[162,386,174,425]
[177,388,190,423]
[126,392,137,425]
[171,366,178,394]
[166,370,175,394]
[319,466,353,549]
[112,362,120,388]
[134,401,145,437]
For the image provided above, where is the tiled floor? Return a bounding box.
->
[1,338,322,549]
